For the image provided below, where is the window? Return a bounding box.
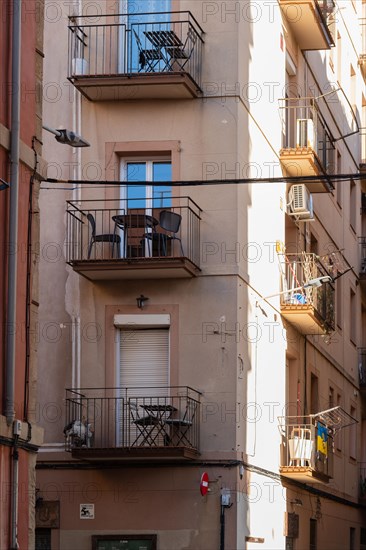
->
[350,179,357,232]
[350,527,356,550]
[35,529,51,550]
[329,386,334,408]
[336,393,342,452]
[310,519,317,550]
[121,159,172,208]
[361,527,366,550]
[337,32,342,83]
[310,374,319,414]
[336,152,342,207]
[92,535,157,550]
[114,314,170,446]
[350,288,357,345]
[310,234,318,255]
[336,278,343,330]
[349,406,357,459]
[122,0,172,72]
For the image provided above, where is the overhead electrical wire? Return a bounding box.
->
[40,172,366,188]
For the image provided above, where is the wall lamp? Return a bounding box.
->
[136,295,149,309]
[42,124,90,147]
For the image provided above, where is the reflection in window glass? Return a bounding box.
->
[127,163,146,208]
[153,162,172,207]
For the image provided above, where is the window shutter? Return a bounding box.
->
[119,328,169,392]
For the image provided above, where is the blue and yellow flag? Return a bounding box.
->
[317,423,328,456]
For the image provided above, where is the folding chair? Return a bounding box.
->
[165,400,197,447]
[133,29,163,72]
[129,400,160,446]
[165,27,198,71]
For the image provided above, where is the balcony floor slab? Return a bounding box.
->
[69,257,200,280]
[69,73,202,101]
[280,465,331,484]
[71,446,200,462]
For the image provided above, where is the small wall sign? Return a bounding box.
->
[80,503,95,519]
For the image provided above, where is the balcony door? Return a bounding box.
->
[120,159,172,208]
[118,159,172,257]
[117,327,170,446]
[119,0,171,72]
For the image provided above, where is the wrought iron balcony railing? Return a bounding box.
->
[359,237,366,277]
[66,197,201,269]
[359,19,366,59]
[279,97,336,175]
[279,416,334,480]
[65,387,201,456]
[360,462,366,499]
[68,11,204,89]
[279,0,335,50]
[278,252,335,332]
[358,348,366,388]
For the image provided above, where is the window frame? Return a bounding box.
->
[119,156,172,209]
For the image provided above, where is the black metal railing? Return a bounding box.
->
[358,349,366,387]
[68,11,204,89]
[278,252,335,332]
[316,0,336,42]
[279,97,336,175]
[360,19,366,58]
[66,197,201,268]
[65,386,201,452]
[360,462,366,498]
[359,237,366,275]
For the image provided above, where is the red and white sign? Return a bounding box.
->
[200,472,209,496]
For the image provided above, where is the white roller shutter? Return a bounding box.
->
[117,328,169,446]
[119,328,169,392]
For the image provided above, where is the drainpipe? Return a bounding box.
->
[7,2,21,549]
[5,0,21,426]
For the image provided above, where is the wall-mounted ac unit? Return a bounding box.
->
[296,118,315,149]
[288,184,314,221]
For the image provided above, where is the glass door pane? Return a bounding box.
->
[128,0,171,72]
[126,163,147,208]
[153,161,172,207]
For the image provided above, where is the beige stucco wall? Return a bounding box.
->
[37,0,366,548]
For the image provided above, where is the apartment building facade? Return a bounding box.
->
[0,0,45,548]
[37,1,366,548]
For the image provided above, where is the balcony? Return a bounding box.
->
[359,20,366,82]
[279,97,335,192]
[68,12,204,101]
[360,463,366,502]
[279,0,335,50]
[65,387,201,462]
[358,349,366,389]
[279,416,333,483]
[278,252,335,335]
[66,197,201,280]
[359,237,366,282]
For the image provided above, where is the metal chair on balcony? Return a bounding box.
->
[165,27,198,71]
[142,210,184,257]
[87,213,121,259]
[165,400,197,447]
[133,29,163,73]
[129,401,160,446]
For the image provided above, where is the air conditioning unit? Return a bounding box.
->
[296,118,315,149]
[288,184,314,221]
